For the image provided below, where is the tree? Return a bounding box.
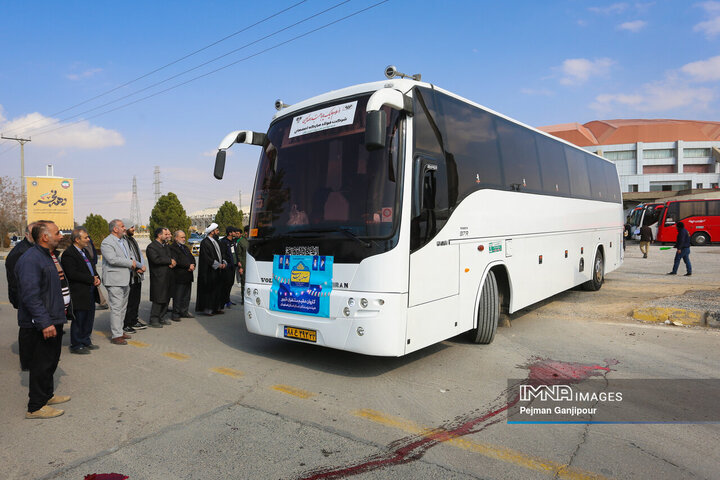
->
[214,201,243,235]
[84,213,109,248]
[0,176,25,247]
[149,192,191,236]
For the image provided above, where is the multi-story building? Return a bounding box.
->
[539,119,720,194]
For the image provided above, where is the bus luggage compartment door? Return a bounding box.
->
[408,242,459,307]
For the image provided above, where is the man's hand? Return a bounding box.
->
[139,266,146,274]
[189,264,195,272]
[93,276,101,287]
[42,325,57,339]
[170,259,177,268]
[238,267,244,275]
[677,249,682,254]
[132,260,137,269]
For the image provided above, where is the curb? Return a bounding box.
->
[633,306,720,328]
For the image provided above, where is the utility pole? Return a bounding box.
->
[153,166,162,204]
[130,176,141,228]
[1,134,31,203]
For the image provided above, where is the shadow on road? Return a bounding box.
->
[195,292,450,378]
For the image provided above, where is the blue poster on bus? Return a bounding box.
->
[270,255,334,317]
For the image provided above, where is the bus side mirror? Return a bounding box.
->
[365,110,386,151]
[214,150,226,180]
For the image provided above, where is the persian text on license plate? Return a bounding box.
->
[284,326,317,343]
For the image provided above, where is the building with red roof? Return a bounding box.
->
[539,119,720,194]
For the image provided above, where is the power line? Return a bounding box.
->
[24,0,390,139]
[22,0,353,139]
[1,1,308,138]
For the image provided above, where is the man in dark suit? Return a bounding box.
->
[122,225,147,334]
[219,227,238,309]
[5,221,37,370]
[169,230,196,321]
[195,223,226,316]
[61,227,101,354]
[16,221,71,419]
[146,227,176,328]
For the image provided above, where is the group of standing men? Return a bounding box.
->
[6,218,247,419]
[195,222,247,316]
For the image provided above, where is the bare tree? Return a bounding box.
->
[0,176,25,247]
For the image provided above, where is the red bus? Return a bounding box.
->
[656,199,720,245]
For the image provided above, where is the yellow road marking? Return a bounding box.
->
[0,301,10,305]
[271,384,315,399]
[127,340,149,348]
[163,352,190,361]
[93,330,108,338]
[354,409,612,480]
[210,367,244,378]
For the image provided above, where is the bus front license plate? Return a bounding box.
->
[284,326,317,343]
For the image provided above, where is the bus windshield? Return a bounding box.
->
[249,95,401,240]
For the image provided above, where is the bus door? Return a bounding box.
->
[408,154,459,306]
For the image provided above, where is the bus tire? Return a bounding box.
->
[582,249,604,291]
[470,270,499,344]
[691,232,710,246]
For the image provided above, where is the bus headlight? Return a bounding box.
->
[246,288,251,297]
[343,307,351,317]
[348,298,355,307]
[357,327,365,336]
[360,298,368,308]
[256,297,261,306]
[253,288,258,297]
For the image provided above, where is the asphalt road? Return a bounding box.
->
[1,244,719,480]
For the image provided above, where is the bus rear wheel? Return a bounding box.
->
[470,270,499,344]
[582,249,604,291]
[691,232,710,246]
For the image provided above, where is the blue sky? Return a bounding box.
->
[1,0,719,223]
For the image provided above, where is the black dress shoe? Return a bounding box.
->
[666,272,676,275]
[684,273,692,276]
[70,347,90,355]
[85,344,100,350]
[148,322,163,328]
[171,317,182,322]
[181,312,195,318]
[213,310,225,315]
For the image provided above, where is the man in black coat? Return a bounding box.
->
[5,221,37,370]
[195,223,226,316]
[146,227,176,327]
[169,230,196,321]
[219,227,238,309]
[61,227,101,354]
[122,225,147,333]
[668,221,692,276]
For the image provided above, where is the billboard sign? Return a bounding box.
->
[26,177,74,230]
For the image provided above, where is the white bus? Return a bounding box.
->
[214,67,624,356]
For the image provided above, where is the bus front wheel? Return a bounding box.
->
[582,249,604,291]
[470,270,499,344]
[691,232,710,246]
